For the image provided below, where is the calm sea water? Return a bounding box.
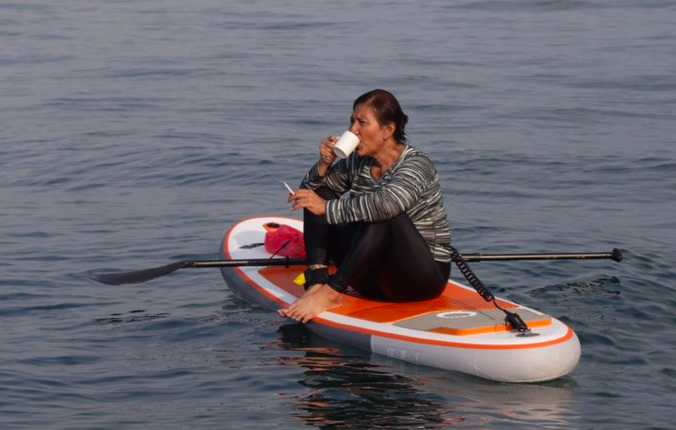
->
[1,0,675,428]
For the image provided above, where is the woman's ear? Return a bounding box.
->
[383,121,396,140]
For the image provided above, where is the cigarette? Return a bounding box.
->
[283,181,295,195]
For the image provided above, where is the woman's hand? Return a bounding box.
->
[318,136,338,175]
[287,188,327,215]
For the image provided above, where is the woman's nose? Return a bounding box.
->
[349,123,359,135]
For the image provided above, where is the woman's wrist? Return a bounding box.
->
[317,159,330,176]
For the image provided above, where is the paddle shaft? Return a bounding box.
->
[190,250,622,268]
[90,248,622,285]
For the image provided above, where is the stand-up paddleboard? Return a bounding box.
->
[220,216,581,383]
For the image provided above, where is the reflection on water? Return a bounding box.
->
[276,324,456,429]
[275,324,580,429]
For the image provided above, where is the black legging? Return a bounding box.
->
[304,187,450,302]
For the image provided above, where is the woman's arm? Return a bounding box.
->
[300,136,353,194]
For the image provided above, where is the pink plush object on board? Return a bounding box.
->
[263,223,306,258]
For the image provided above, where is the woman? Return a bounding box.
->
[278,89,451,323]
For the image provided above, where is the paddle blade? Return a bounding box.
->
[90,261,191,285]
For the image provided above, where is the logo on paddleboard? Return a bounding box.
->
[436,311,477,319]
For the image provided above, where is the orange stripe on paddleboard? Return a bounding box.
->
[312,316,574,350]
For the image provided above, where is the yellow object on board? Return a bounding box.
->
[293,272,305,286]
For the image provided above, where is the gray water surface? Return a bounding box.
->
[1,1,675,429]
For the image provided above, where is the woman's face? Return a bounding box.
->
[349,103,394,158]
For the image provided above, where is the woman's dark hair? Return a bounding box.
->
[353,89,409,143]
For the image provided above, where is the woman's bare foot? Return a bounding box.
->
[276,283,319,320]
[278,284,343,323]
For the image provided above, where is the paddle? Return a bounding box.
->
[90,248,622,286]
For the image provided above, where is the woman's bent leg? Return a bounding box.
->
[329,214,450,301]
[302,187,340,267]
[376,214,449,301]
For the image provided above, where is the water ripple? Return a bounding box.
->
[1,0,675,429]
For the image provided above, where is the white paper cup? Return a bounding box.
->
[333,130,360,159]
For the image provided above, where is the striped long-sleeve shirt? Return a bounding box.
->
[301,144,452,263]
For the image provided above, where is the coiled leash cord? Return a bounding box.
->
[450,246,531,334]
